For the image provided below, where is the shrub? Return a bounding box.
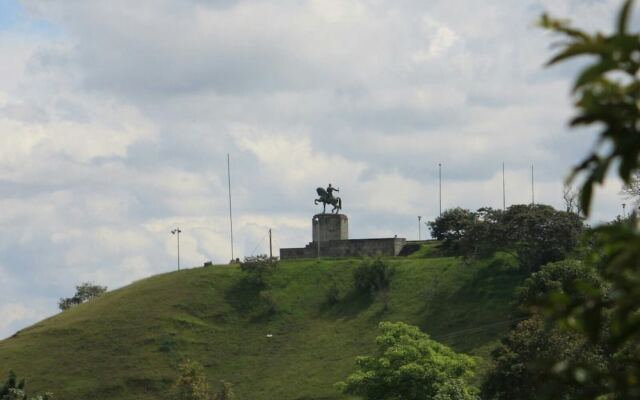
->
[239,254,278,288]
[172,360,211,400]
[58,282,107,310]
[353,258,395,296]
[1,371,54,400]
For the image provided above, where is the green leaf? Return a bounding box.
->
[573,62,616,90]
[617,0,635,35]
[547,42,610,66]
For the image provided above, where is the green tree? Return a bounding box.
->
[482,315,608,400]
[172,360,211,400]
[337,322,478,400]
[483,260,609,399]
[459,205,584,271]
[58,282,107,310]
[534,1,640,397]
[427,208,477,253]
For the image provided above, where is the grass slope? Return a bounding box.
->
[0,250,526,399]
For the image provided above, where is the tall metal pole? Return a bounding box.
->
[622,203,627,218]
[438,163,442,216]
[227,154,234,261]
[171,228,181,270]
[531,165,535,205]
[269,228,273,259]
[315,218,320,258]
[502,162,506,211]
[418,216,422,240]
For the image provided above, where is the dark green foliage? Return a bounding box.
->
[428,208,477,253]
[498,205,584,271]
[516,260,604,311]
[239,254,278,288]
[0,371,24,396]
[535,1,640,397]
[1,371,53,400]
[483,261,609,400]
[352,258,395,296]
[446,205,584,272]
[337,322,478,400]
[482,315,607,400]
[58,282,107,310]
[429,205,584,271]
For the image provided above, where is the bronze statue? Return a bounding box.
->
[315,183,342,214]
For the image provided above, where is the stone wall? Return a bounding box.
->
[280,237,406,260]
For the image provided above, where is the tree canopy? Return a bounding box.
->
[337,322,478,400]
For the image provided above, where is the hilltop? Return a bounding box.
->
[0,247,527,399]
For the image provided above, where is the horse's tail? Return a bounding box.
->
[338,197,342,210]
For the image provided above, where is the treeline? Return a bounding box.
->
[428,204,584,271]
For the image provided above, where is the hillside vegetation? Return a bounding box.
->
[0,248,526,400]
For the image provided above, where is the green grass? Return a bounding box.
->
[0,250,526,399]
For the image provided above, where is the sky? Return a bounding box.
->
[0,0,636,339]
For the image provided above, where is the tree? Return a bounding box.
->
[172,360,211,400]
[482,315,608,400]
[337,322,478,400]
[501,205,584,271]
[58,282,107,310]
[541,1,640,215]
[483,261,609,399]
[516,259,604,311]
[459,205,584,271]
[510,2,640,396]
[427,208,477,252]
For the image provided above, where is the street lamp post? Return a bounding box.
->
[171,228,181,270]
[622,203,627,218]
[418,216,422,240]
[438,163,442,216]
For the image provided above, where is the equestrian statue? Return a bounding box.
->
[315,183,342,214]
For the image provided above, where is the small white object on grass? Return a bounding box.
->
[266,333,273,338]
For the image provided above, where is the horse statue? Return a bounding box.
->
[315,187,342,214]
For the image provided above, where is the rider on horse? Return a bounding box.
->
[326,183,339,201]
[315,183,342,214]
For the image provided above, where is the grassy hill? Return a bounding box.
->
[0,247,527,399]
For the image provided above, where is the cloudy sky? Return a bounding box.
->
[0,0,636,339]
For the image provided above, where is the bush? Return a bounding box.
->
[172,360,211,400]
[58,282,107,310]
[213,381,235,400]
[1,371,54,400]
[239,254,278,288]
[353,258,395,296]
